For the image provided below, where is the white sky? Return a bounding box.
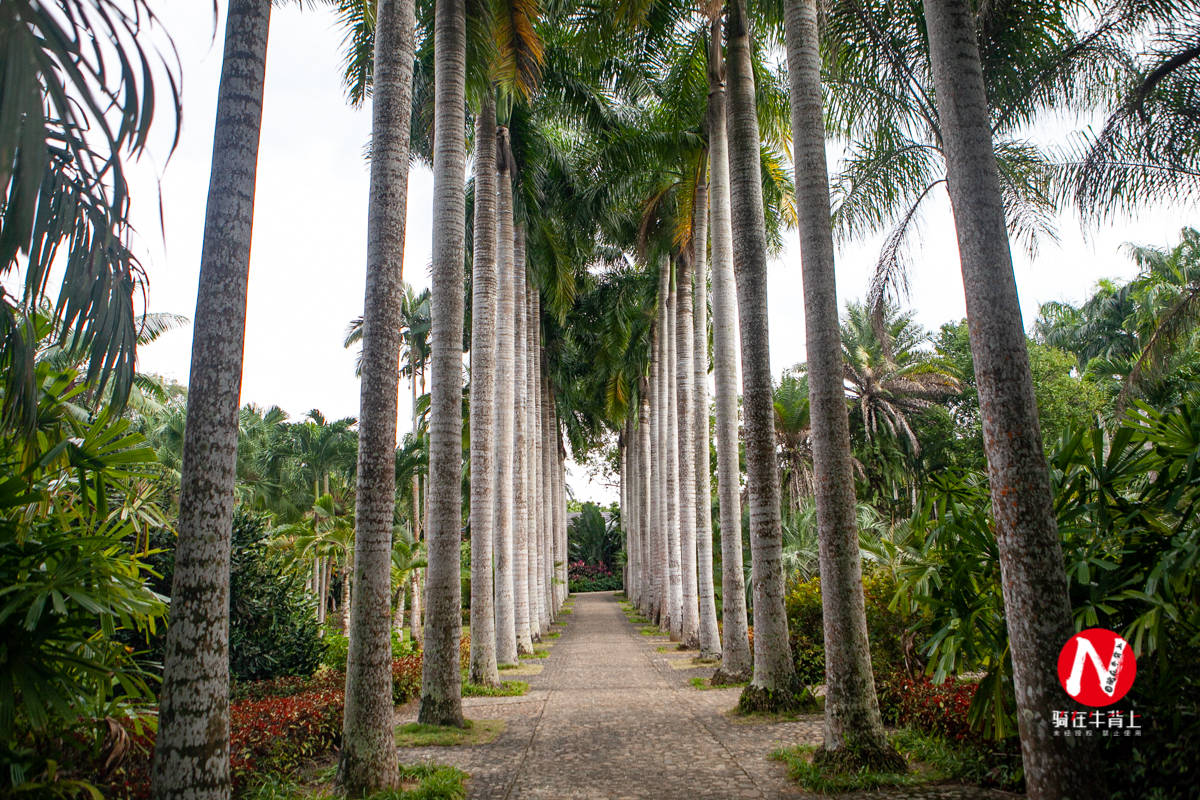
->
[128,5,1196,505]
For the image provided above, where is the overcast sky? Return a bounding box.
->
[129,5,1196,503]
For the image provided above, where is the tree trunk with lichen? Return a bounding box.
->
[706,11,752,686]
[150,4,270,797]
[468,91,500,688]
[676,253,700,649]
[921,0,1096,794]
[726,0,797,707]
[783,0,900,768]
[417,0,465,728]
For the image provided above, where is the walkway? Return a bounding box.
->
[396,592,1019,799]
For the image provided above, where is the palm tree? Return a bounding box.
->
[691,153,721,660]
[840,302,960,454]
[468,90,501,687]
[494,126,519,666]
[151,3,270,797]
[783,0,899,766]
[512,216,534,654]
[1,0,179,435]
[339,0,417,786]
[725,0,797,707]
[676,250,700,648]
[773,370,813,514]
[418,0,466,728]
[922,0,1093,794]
[706,10,752,684]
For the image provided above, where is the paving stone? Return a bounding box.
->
[397,592,1021,799]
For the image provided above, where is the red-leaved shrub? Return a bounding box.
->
[89,635,472,798]
[877,673,979,744]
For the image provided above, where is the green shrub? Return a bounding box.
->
[784,571,926,687]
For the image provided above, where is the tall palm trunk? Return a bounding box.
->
[725,1,796,705]
[551,395,566,609]
[512,222,534,654]
[527,287,544,637]
[151,4,270,797]
[692,167,721,660]
[417,0,465,728]
[706,14,751,683]
[626,414,640,603]
[921,1,1092,794]
[665,269,684,639]
[410,379,423,648]
[676,253,700,648]
[638,389,653,613]
[541,366,556,619]
[468,92,500,687]
[653,266,670,626]
[493,127,518,665]
[783,0,897,766]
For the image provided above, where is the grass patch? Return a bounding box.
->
[543,630,561,639]
[772,744,920,792]
[891,728,1022,789]
[626,614,651,625]
[689,676,749,690]
[395,719,504,748]
[462,679,528,697]
[497,662,520,670]
[242,764,467,800]
[557,608,573,615]
[639,626,668,637]
[519,648,550,659]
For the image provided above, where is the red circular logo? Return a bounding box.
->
[1056,628,1136,706]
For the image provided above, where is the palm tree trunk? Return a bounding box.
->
[921,1,1092,794]
[417,0,466,727]
[726,1,796,704]
[706,14,751,683]
[653,269,670,626]
[676,253,700,648]
[666,268,684,639]
[541,367,556,618]
[781,0,897,765]
[636,391,651,612]
[692,167,721,660]
[409,562,423,648]
[468,91,500,687]
[151,4,269,797]
[493,127,518,666]
[626,414,639,603]
[512,220,534,654]
[526,286,543,638]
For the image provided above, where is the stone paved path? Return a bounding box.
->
[396,592,1020,799]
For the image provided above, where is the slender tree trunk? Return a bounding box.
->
[468,91,500,687]
[638,390,653,614]
[666,268,684,639]
[706,14,752,683]
[151,4,269,797]
[550,396,566,609]
[410,363,424,649]
[783,0,897,764]
[541,367,556,619]
[409,565,423,648]
[417,0,465,727]
[341,554,353,641]
[726,1,797,705]
[676,253,700,648]
[512,220,534,654]
[653,269,670,626]
[527,286,543,637]
[922,1,1093,794]
[626,415,639,603]
[692,168,721,660]
[493,128,518,666]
